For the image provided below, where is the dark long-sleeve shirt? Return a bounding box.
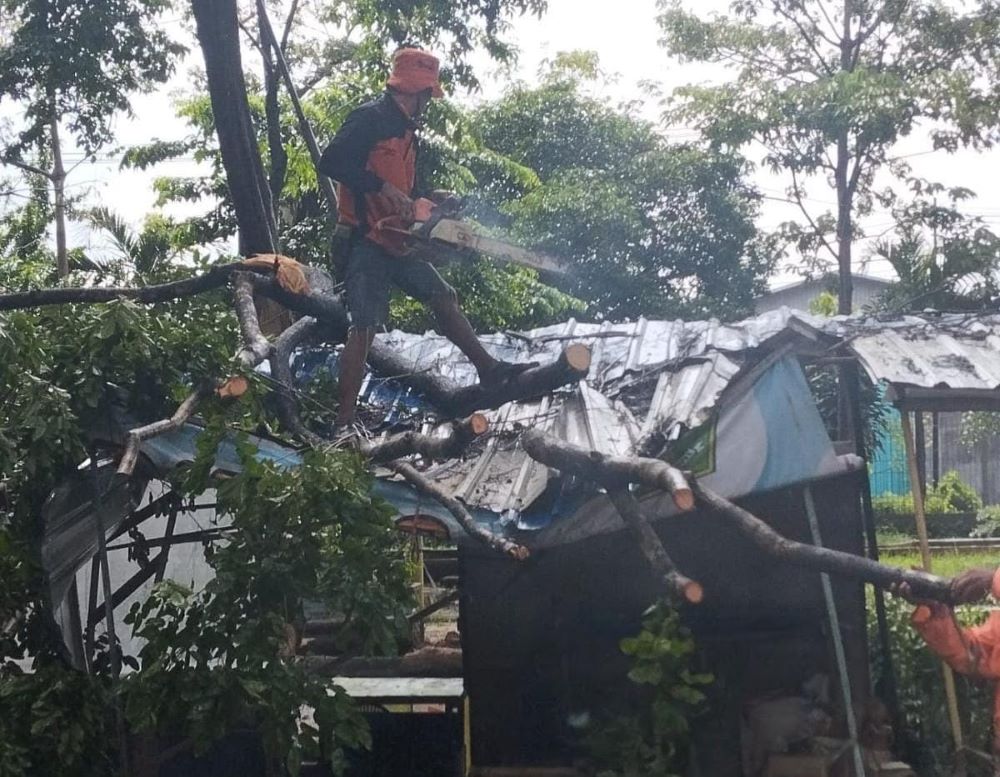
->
[318,91,421,254]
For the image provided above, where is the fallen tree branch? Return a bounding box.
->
[0,267,589,420]
[268,316,323,446]
[370,342,592,418]
[521,429,694,511]
[362,414,489,463]
[391,461,529,561]
[117,383,215,477]
[0,262,250,311]
[233,277,272,369]
[608,488,703,604]
[691,480,955,603]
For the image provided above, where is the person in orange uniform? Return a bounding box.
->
[319,48,532,438]
[892,568,1000,760]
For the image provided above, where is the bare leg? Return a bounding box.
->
[336,326,376,426]
[428,294,498,378]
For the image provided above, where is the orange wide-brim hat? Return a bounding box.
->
[387,48,444,98]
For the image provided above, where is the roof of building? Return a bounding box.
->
[42,307,1000,603]
[759,272,894,298]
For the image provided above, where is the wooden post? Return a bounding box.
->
[901,410,965,770]
[915,412,927,498]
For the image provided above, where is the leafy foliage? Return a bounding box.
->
[124,440,409,772]
[469,59,773,321]
[584,603,711,777]
[872,470,983,516]
[971,505,1000,539]
[0,663,115,777]
[0,0,184,156]
[659,0,1000,310]
[869,592,993,774]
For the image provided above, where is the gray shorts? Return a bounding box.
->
[345,238,456,329]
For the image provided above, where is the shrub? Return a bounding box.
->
[972,505,1000,538]
[933,471,983,514]
[869,592,993,775]
[873,471,982,519]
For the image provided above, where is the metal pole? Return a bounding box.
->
[901,412,966,773]
[846,362,901,735]
[804,487,866,777]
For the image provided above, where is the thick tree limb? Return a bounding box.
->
[0,262,249,311]
[117,383,215,477]
[233,278,272,369]
[1,269,589,422]
[362,414,489,463]
[691,481,955,603]
[521,429,694,511]
[236,271,350,335]
[608,488,703,604]
[391,461,529,561]
[370,342,592,418]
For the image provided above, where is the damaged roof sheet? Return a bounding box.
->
[331,310,834,522]
[340,309,1000,524]
[836,313,1000,391]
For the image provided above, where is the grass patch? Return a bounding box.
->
[879,551,1000,577]
[875,529,914,546]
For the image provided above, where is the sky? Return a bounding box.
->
[17,0,1000,288]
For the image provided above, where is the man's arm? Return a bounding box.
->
[897,567,1000,679]
[318,107,384,194]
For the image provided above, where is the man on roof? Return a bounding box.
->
[319,48,532,438]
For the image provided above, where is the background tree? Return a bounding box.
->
[465,53,774,321]
[659,0,1000,313]
[0,0,184,276]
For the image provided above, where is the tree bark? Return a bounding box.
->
[258,1,287,207]
[256,0,338,212]
[362,414,489,463]
[0,262,248,310]
[691,480,955,603]
[521,428,693,510]
[608,488,703,604]
[370,342,592,418]
[836,0,854,315]
[191,0,278,256]
[116,383,215,477]
[268,316,324,446]
[392,461,529,560]
[49,107,68,279]
[233,277,272,369]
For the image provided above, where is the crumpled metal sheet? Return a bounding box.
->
[842,313,1000,390]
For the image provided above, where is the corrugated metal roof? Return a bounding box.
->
[345,309,1000,527]
[347,309,835,523]
[841,313,1000,391]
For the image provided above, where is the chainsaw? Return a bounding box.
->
[377,196,568,277]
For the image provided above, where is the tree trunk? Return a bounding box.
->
[836,0,854,315]
[50,108,68,279]
[191,0,278,256]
